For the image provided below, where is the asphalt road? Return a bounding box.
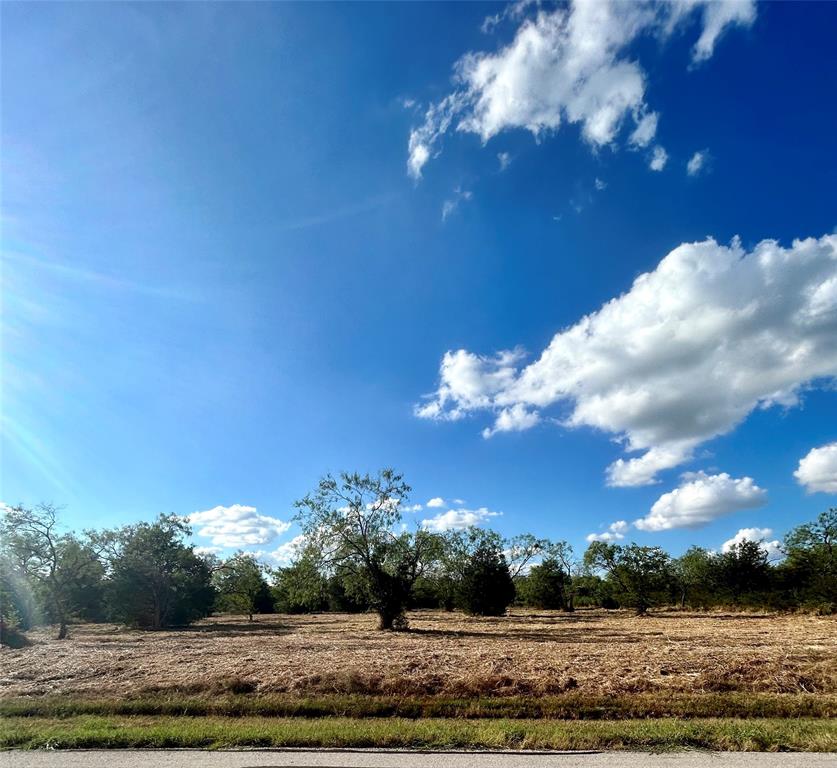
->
[2,751,836,768]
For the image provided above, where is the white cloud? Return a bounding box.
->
[256,534,307,567]
[722,527,783,561]
[636,472,767,531]
[586,519,629,542]
[408,140,431,179]
[426,497,446,508]
[407,1,754,179]
[687,149,709,176]
[415,348,525,421]
[607,442,697,488]
[188,504,291,548]
[441,187,473,221]
[594,177,607,191]
[416,234,837,485]
[794,442,837,494]
[498,151,512,171]
[194,545,223,556]
[482,403,540,438]
[629,111,659,148]
[689,0,757,63]
[403,503,424,513]
[649,145,668,171]
[421,506,501,532]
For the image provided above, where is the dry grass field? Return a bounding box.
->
[3,609,836,700]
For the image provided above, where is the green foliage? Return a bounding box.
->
[716,539,771,605]
[0,504,106,638]
[272,549,329,614]
[780,508,837,609]
[105,515,215,629]
[518,557,570,609]
[673,546,717,609]
[457,540,515,616]
[4,498,836,627]
[294,469,439,629]
[0,552,38,631]
[214,554,273,620]
[585,542,672,614]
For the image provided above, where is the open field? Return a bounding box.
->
[4,609,836,751]
[3,609,836,699]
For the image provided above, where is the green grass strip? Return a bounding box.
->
[2,692,835,720]
[2,716,836,752]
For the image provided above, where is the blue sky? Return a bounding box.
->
[2,1,836,564]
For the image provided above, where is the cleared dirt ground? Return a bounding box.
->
[2,609,835,699]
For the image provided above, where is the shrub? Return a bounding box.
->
[458,543,515,616]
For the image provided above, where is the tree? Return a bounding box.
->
[272,547,330,614]
[0,550,38,632]
[0,504,105,638]
[545,540,580,611]
[518,557,570,610]
[214,553,272,621]
[585,542,672,615]
[104,515,215,629]
[717,540,770,605]
[782,508,837,607]
[458,540,515,616]
[294,470,439,630]
[505,534,548,580]
[673,546,716,608]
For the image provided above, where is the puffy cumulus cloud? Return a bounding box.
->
[482,403,540,438]
[586,520,629,543]
[255,534,307,568]
[607,442,697,488]
[188,504,291,548]
[635,472,767,531]
[421,506,501,532]
[415,348,525,421]
[416,234,837,485]
[722,527,783,561]
[687,149,709,176]
[407,0,754,179]
[426,497,446,508]
[794,442,837,494]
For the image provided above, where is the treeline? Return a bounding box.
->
[1,470,835,643]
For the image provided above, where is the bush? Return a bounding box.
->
[458,543,515,616]
[0,619,31,649]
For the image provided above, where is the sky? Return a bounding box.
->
[2,1,836,565]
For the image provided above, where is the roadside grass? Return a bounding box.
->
[2,715,836,751]
[2,692,836,720]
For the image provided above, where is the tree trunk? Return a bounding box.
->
[377,606,407,631]
[53,595,68,639]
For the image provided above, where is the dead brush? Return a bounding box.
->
[2,609,835,700]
